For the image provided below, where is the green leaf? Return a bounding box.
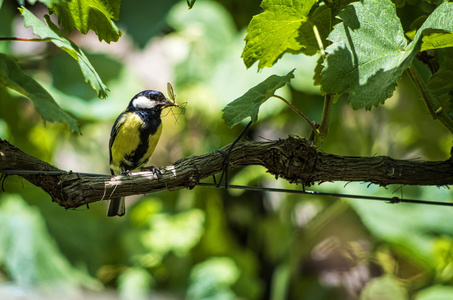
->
[119,0,180,48]
[19,0,64,5]
[0,194,100,289]
[415,285,453,300]
[20,7,109,99]
[222,69,295,128]
[50,0,122,43]
[0,53,79,132]
[427,49,453,94]
[360,276,408,300]
[427,48,453,118]
[118,267,153,300]
[321,0,453,110]
[186,257,239,300]
[142,209,205,256]
[242,0,330,70]
[321,0,408,110]
[421,29,453,51]
[345,183,453,267]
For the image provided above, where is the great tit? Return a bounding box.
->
[108,90,179,217]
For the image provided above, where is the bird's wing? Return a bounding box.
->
[109,113,126,172]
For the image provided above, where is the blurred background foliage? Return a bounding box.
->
[1,0,453,299]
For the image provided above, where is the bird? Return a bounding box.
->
[108,90,179,217]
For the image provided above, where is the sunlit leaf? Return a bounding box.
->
[20,7,109,99]
[321,0,408,110]
[321,0,453,110]
[360,276,408,300]
[186,257,239,300]
[50,0,122,43]
[415,285,453,300]
[242,0,330,70]
[0,194,100,289]
[421,29,453,51]
[18,0,64,5]
[0,53,79,132]
[118,267,153,300]
[141,209,205,256]
[222,69,295,128]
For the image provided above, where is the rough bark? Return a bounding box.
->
[1,136,452,209]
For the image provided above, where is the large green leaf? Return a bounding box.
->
[186,257,239,300]
[321,0,408,110]
[50,0,122,43]
[321,0,453,110]
[20,7,109,99]
[345,183,453,268]
[360,276,408,300]
[0,194,100,289]
[0,53,79,132]
[222,70,295,128]
[242,0,330,70]
[427,48,453,117]
[427,49,453,94]
[415,285,453,300]
[119,0,179,48]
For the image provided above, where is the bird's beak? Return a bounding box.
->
[164,99,180,108]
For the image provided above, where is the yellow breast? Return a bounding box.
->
[110,112,163,173]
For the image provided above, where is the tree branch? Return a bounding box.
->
[1,136,452,210]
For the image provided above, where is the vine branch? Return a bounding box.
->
[1,137,453,210]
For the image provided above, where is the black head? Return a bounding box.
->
[127,90,178,111]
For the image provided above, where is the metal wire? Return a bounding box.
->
[196,182,453,207]
[0,170,106,177]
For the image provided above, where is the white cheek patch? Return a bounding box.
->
[132,96,157,109]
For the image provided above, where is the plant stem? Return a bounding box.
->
[407,65,437,118]
[313,25,325,57]
[0,37,52,42]
[312,11,333,146]
[407,64,453,133]
[315,93,333,145]
[273,94,319,134]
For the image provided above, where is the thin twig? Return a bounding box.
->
[313,25,325,58]
[407,64,453,133]
[0,37,52,42]
[314,93,333,145]
[407,65,437,118]
[272,94,319,134]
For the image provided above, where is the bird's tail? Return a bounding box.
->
[107,197,125,217]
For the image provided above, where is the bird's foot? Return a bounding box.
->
[120,170,132,176]
[141,166,163,179]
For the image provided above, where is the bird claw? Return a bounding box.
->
[141,166,163,179]
[120,170,132,176]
